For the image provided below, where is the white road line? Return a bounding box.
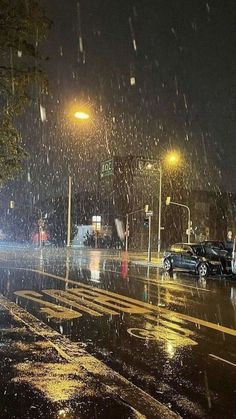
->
[209,354,236,368]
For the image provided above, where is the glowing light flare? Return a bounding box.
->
[165,151,181,167]
[74,111,90,120]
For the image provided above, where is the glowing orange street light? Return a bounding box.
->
[165,151,180,166]
[74,111,90,120]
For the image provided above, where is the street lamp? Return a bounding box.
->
[66,109,91,247]
[157,151,181,254]
[74,111,90,120]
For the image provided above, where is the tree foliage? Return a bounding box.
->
[0,0,50,182]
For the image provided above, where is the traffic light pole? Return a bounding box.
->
[166,199,191,243]
[148,214,152,262]
[125,208,146,251]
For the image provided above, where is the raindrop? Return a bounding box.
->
[129,17,137,53]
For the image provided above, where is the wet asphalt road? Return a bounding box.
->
[0,246,236,418]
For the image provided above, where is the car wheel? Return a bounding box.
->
[198,262,208,277]
[163,258,172,272]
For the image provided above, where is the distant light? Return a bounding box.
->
[74,111,90,120]
[92,215,101,222]
[130,76,136,86]
[146,163,153,169]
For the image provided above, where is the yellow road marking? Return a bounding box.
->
[43,290,104,317]
[144,314,196,337]
[13,268,236,338]
[44,289,119,316]
[14,290,81,320]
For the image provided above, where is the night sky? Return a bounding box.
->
[3,0,236,210]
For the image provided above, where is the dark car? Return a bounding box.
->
[200,241,232,273]
[163,243,222,277]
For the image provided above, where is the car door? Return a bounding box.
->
[170,244,183,268]
[174,244,185,268]
[181,245,197,271]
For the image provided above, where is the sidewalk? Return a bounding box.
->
[0,294,179,419]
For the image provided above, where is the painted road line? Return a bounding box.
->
[0,294,180,419]
[7,268,236,338]
[14,287,151,319]
[209,354,236,368]
[144,314,196,337]
[44,289,119,316]
[15,290,82,320]
[1,267,236,336]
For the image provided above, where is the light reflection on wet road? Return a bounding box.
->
[0,246,236,418]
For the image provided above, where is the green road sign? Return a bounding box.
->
[100,159,114,178]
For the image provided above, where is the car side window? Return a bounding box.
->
[183,245,192,253]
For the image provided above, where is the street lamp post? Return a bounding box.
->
[146,152,180,255]
[66,110,90,248]
[67,175,72,247]
[157,165,162,255]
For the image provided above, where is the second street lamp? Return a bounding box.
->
[157,151,181,255]
[67,109,91,247]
